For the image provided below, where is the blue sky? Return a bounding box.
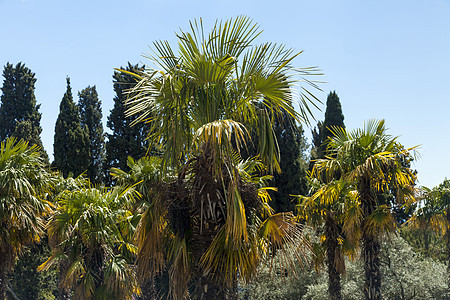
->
[1,0,449,188]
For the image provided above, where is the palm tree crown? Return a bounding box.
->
[40,185,139,300]
[0,138,53,298]
[118,16,320,299]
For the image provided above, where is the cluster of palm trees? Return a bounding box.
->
[0,16,448,300]
[298,120,421,300]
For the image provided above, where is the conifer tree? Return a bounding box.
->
[322,91,345,145]
[241,108,309,213]
[105,63,148,176]
[0,62,48,162]
[53,77,90,178]
[78,86,105,183]
[310,91,345,165]
[272,111,309,212]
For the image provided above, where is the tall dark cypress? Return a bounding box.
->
[53,77,90,178]
[322,91,345,146]
[310,91,345,167]
[0,62,48,163]
[78,86,105,183]
[105,63,148,177]
[272,111,309,212]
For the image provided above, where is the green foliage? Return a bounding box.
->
[312,119,417,300]
[53,77,90,178]
[78,85,106,183]
[41,186,139,299]
[271,111,309,213]
[8,240,58,300]
[238,264,317,299]
[304,235,449,300]
[123,16,320,299]
[379,236,447,299]
[105,63,148,179]
[322,91,345,144]
[296,179,361,300]
[242,235,447,300]
[310,121,323,164]
[310,91,345,166]
[0,62,48,163]
[407,179,449,293]
[401,226,446,261]
[0,138,53,299]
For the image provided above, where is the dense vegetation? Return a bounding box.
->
[0,17,448,300]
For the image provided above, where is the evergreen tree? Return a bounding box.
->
[105,63,148,177]
[272,112,309,212]
[8,240,58,300]
[78,86,105,183]
[241,108,309,213]
[322,91,345,144]
[310,121,324,166]
[0,62,48,163]
[310,91,345,167]
[53,77,90,178]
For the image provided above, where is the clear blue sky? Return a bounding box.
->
[1,0,449,188]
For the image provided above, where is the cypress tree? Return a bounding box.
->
[322,91,345,145]
[53,77,90,178]
[105,63,148,176]
[310,121,324,166]
[240,107,309,213]
[310,91,345,166]
[0,62,48,163]
[272,111,309,212]
[78,86,105,183]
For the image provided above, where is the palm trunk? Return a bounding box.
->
[139,277,157,300]
[193,271,230,299]
[189,145,235,299]
[325,214,342,300]
[191,228,230,299]
[360,181,382,300]
[362,234,381,300]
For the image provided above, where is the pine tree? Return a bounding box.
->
[0,62,49,163]
[78,86,105,183]
[105,63,148,177]
[53,77,90,178]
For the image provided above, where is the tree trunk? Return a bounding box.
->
[192,272,230,300]
[139,277,157,300]
[360,181,382,300]
[325,214,342,300]
[190,229,231,300]
[362,233,381,300]
[188,146,236,300]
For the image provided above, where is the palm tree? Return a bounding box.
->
[297,179,360,300]
[120,16,320,299]
[312,120,417,300]
[407,180,449,293]
[39,186,139,299]
[0,138,54,298]
[112,154,307,299]
[111,156,166,299]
